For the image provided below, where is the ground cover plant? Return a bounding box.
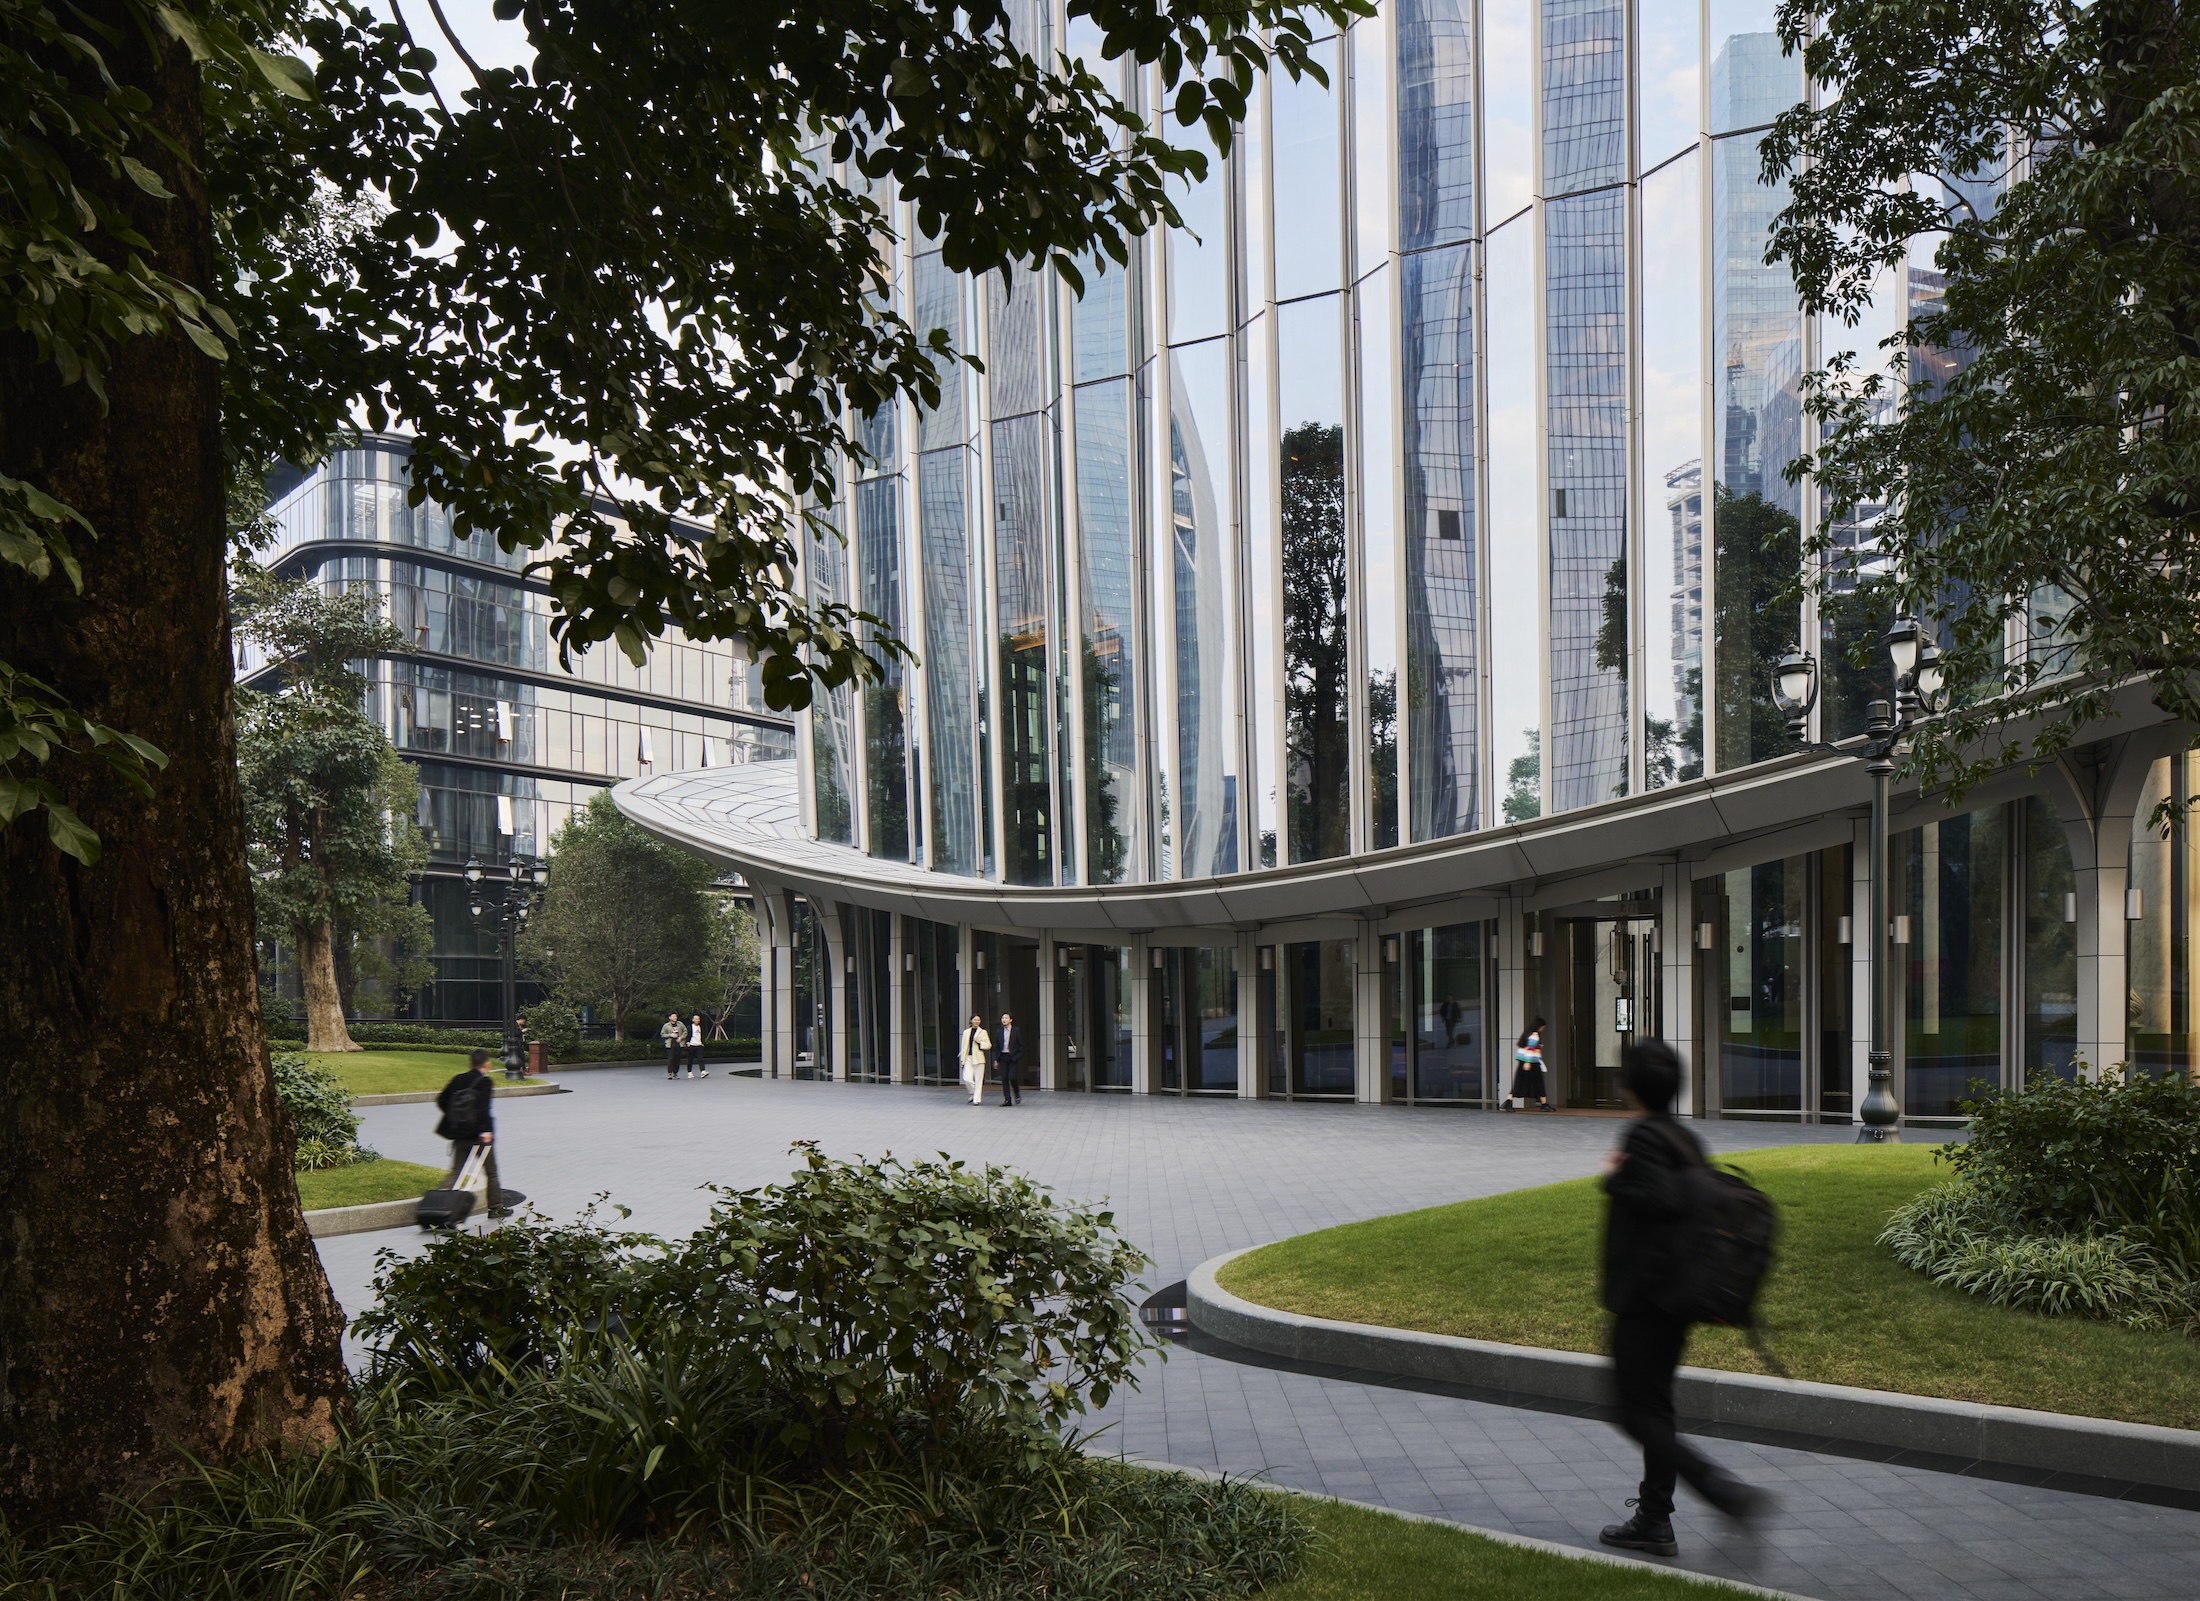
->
[1219,1145,2200,1427]
[295,1158,447,1212]
[272,1050,378,1168]
[3,1148,1329,1599]
[1881,1069,2200,1331]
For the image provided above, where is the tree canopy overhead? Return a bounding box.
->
[1765,0,2200,794]
[0,0,1368,1522]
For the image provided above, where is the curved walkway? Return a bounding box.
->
[315,1072,2200,1601]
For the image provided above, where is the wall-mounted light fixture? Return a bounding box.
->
[1259,946,1274,971]
[1697,922,1716,950]
[1891,915,1912,946]
[2064,891,2078,923]
[1836,915,1853,945]
[2128,887,2146,921]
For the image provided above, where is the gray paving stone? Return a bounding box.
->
[317,1072,2200,1601]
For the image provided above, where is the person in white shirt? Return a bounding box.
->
[686,1014,708,1079]
[957,1014,991,1104]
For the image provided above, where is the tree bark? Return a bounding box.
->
[297,920,360,1053]
[0,16,349,1523]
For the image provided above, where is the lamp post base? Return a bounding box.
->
[1856,1050,1901,1143]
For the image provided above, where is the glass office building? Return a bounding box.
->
[248,438,793,1023]
[615,0,2198,1115]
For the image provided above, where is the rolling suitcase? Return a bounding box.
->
[417,1146,488,1230]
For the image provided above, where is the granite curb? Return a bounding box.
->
[1117,1456,1817,1599]
[353,1083,570,1107]
[303,1197,420,1238]
[1187,1248,2200,1495]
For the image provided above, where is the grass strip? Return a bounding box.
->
[297,1158,448,1211]
[297,1048,563,1097]
[1269,1497,1761,1599]
[1219,1144,2200,1429]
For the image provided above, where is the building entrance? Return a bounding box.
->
[1555,916,1661,1109]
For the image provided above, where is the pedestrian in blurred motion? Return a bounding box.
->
[1599,1038,1766,1557]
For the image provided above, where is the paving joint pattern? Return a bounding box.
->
[318,1072,2200,1601]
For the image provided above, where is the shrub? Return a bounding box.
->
[294,1137,380,1172]
[1946,1067,2200,1276]
[524,997,583,1056]
[271,1050,363,1152]
[1881,1187,2195,1331]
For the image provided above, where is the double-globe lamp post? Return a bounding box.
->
[1770,620,1946,1143]
[466,852,550,1079]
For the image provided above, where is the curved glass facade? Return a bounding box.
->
[255,441,791,1022]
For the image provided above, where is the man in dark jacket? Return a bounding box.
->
[993,1011,1024,1105]
[435,1048,503,1215]
[1599,1039,1763,1556]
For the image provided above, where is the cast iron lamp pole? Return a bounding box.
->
[467,852,550,1079]
[1770,622,1945,1144]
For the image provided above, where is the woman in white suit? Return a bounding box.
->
[957,1013,992,1105]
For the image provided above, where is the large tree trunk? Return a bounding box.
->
[0,16,349,1524]
[297,921,361,1053]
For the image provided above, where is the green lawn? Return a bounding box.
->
[298,1049,556,1097]
[296,1158,448,1211]
[1219,1144,2200,1430]
[1267,1497,1744,1600]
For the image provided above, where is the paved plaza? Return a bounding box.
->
[319,1070,2200,1601]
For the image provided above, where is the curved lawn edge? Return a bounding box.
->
[1188,1249,2200,1495]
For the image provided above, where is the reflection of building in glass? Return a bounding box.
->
[609,6,2190,1131]
[251,439,791,1023]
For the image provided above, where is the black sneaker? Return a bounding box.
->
[1600,1503,1678,1557]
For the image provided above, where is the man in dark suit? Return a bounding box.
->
[993,1011,1024,1105]
[434,1048,504,1214]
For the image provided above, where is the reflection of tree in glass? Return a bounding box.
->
[1081,636,1128,884]
[1369,668,1398,849]
[1282,422,1351,863]
[1503,730,1542,823]
[1595,557,1705,786]
[1712,489,1803,770]
[864,682,907,860]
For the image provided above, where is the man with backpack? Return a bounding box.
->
[1599,1039,1768,1557]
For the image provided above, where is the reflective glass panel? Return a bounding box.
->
[1711,858,1805,1112]
[1074,253,1131,384]
[1482,0,1534,221]
[1899,808,2005,1116]
[1359,264,1401,850]
[1640,0,1702,169]
[1158,948,1240,1092]
[1486,219,1542,821]
[1243,318,1281,867]
[856,474,909,860]
[1278,295,1351,863]
[1397,0,1474,254]
[988,268,1050,418]
[1402,243,1479,839]
[1285,939,1356,1094]
[1169,339,1239,877]
[1413,922,1486,1098]
[1710,130,1802,772]
[1168,120,1229,344]
[2129,757,2200,1082]
[920,450,979,874]
[1819,846,1854,1117]
[1541,0,1626,196]
[1641,155,1705,787]
[992,412,1054,884]
[1273,37,1343,302]
[1707,0,1801,134]
[1546,189,1629,810]
[2023,796,2078,1082]
[1075,378,1140,883]
[807,502,855,843]
[1352,18,1392,278]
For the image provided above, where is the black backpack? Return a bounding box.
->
[1664,1141,1780,1333]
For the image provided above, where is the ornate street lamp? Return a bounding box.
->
[467,846,548,1080]
[1773,622,1946,1143]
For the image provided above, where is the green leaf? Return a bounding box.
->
[120,156,174,200]
[179,319,229,361]
[249,48,317,101]
[44,802,101,864]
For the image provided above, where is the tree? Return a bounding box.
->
[692,896,763,1042]
[0,0,1363,1519]
[1764,0,2200,799]
[1503,729,1542,824]
[522,794,715,1039]
[235,570,425,1051]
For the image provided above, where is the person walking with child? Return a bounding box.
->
[1509,1016,1550,1110]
